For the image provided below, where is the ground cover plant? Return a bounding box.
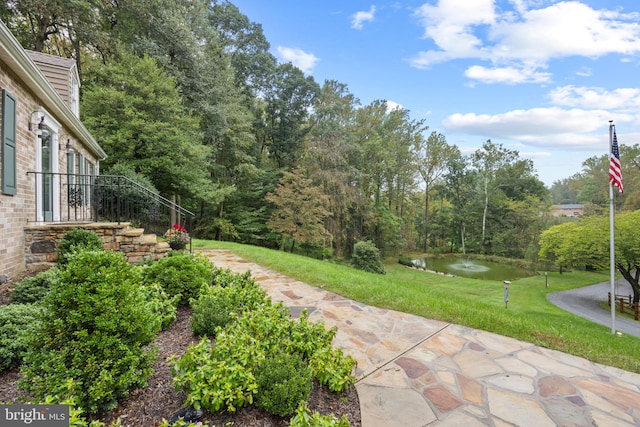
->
[174,268,356,420]
[193,239,640,374]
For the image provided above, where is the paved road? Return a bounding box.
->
[547,279,640,338]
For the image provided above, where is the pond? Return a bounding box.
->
[412,256,534,281]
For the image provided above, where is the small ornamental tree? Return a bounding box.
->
[266,168,332,253]
[539,211,640,303]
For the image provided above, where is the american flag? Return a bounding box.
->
[609,129,623,193]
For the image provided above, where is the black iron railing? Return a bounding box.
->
[26,172,195,238]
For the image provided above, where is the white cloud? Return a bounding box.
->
[413,0,495,62]
[352,6,376,30]
[575,67,592,77]
[548,85,640,110]
[442,107,632,149]
[410,1,640,84]
[385,100,404,112]
[518,150,552,160]
[276,46,319,73]
[464,65,551,84]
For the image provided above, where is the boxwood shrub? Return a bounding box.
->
[56,228,103,265]
[141,251,212,306]
[19,250,159,413]
[351,241,385,274]
[0,303,44,371]
[255,351,312,416]
[190,269,267,336]
[11,268,60,304]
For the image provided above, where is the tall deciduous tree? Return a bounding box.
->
[472,140,518,250]
[442,148,475,254]
[416,131,455,252]
[263,63,319,168]
[303,80,360,257]
[208,0,276,98]
[81,48,210,199]
[266,168,332,252]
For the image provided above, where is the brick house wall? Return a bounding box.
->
[0,21,106,280]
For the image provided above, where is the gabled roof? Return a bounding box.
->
[0,21,106,160]
[26,50,76,70]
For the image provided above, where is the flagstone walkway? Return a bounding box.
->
[203,250,640,427]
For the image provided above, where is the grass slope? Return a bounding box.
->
[194,240,640,374]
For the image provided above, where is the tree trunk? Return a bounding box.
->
[617,265,640,304]
[481,178,489,247]
[460,223,466,255]
[423,182,429,252]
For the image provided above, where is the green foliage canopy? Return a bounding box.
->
[539,211,640,303]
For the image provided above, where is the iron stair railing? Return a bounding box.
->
[27,172,195,248]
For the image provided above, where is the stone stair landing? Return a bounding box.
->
[24,222,170,271]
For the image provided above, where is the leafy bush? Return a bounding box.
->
[0,304,43,371]
[141,251,212,306]
[309,346,356,393]
[255,352,312,416]
[174,301,356,414]
[398,256,415,267]
[140,281,179,330]
[11,268,60,304]
[289,402,351,427]
[190,270,267,336]
[20,250,159,414]
[351,241,386,275]
[172,337,259,413]
[56,228,103,265]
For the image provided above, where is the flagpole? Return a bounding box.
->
[609,120,616,334]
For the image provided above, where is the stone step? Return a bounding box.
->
[140,234,158,245]
[123,228,145,237]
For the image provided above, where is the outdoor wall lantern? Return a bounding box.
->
[66,139,74,153]
[37,116,51,150]
[37,116,49,138]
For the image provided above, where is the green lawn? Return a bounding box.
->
[193,239,640,374]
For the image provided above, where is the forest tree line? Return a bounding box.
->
[4,0,640,262]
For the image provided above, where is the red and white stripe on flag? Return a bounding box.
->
[609,129,624,193]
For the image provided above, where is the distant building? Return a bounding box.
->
[551,204,584,217]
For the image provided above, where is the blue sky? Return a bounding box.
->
[230,0,640,186]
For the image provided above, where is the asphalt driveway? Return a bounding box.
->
[547,279,640,338]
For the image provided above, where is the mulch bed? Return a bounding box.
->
[0,274,361,426]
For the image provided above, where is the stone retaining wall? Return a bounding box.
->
[24,222,170,271]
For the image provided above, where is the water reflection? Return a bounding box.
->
[412,257,532,281]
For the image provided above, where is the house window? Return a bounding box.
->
[1,89,17,195]
[35,112,60,221]
[70,76,80,117]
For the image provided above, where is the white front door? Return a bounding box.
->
[34,112,60,222]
